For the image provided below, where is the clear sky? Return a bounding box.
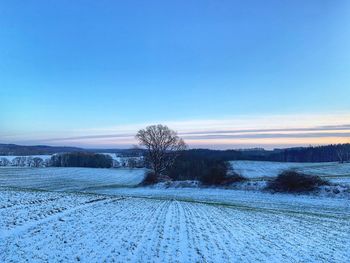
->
[1,0,350,149]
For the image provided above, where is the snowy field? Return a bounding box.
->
[1,188,349,263]
[0,167,146,191]
[230,161,350,184]
[1,162,350,262]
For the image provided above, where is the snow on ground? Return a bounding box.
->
[1,188,349,263]
[230,161,350,186]
[230,160,350,178]
[299,162,350,177]
[331,177,350,185]
[0,167,146,191]
[92,187,350,215]
[1,162,350,262]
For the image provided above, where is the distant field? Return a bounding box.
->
[230,161,350,185]
[0,167,146,191]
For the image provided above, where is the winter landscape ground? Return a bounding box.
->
[0,167,146,191]
[1,161,350,262]
[230,160,350,180]
[229,161,350,192]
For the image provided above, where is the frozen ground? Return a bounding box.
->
[1,162,349,262]
[230,161,350,185]
[1,188,349,263]
[0,167,146,191]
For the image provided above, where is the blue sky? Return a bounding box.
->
[1,0,350,149]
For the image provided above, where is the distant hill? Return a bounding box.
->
[0,144,85,155]
[0,144,144,157]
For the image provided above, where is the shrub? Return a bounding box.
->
[220,172,247,185]
[142,171,158,185]
[267,170,329,192]
[199,160,229,185]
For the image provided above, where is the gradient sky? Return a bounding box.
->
[1,0,350,149]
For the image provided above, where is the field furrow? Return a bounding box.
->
[1,189,349,262]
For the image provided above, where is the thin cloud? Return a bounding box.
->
[182,132,350,140]
[46,133,134,141]
[179,124,350,135]
[3,113,350,149]
[43,123,350,142]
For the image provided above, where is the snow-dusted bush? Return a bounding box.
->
[220,172,247,185]
[267,171,329,193]
[142,171,159,185]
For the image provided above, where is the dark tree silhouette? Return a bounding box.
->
[136,124,187,181]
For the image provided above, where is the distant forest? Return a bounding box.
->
[51,152,113,168]
[186,144,350,163]
[0,144,139,157]
[0,143,349,163]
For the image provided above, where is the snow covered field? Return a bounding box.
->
[230,161,350,185]
[1,162,349,262]
[0,167,146,191]
[1,188,349,263]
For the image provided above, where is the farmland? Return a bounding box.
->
[230,160,350,185]
[0,167,146,191]
[1,188,349,262]
[1,161,350,262]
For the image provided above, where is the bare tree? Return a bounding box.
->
[136,124,187,180]
[32,157,44,168]
[336,146,344,163]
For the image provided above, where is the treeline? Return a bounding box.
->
[1,143,349,163]
[0,153,144,168]
[51,152,113,168]
[0,144,84,155]
[0,144,143,156]
[0,156,50,167]
[267,144,350,162]
[186,144,350,163]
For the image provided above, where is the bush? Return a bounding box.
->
[50,152,113,168]
[267,170,329,193]
[142,171,158,185]
[220,172,247,185]
[199,160,229,185]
